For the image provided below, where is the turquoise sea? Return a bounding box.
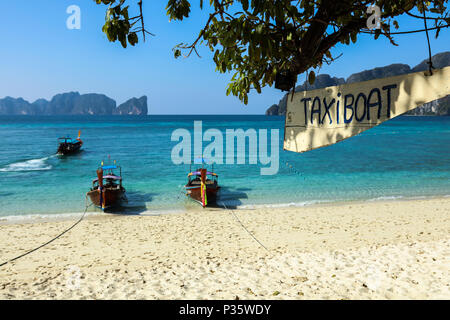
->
[0,115,449,220]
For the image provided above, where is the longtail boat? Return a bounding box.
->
[87,162,126,211]
[57,130,83,155]
[185,159,220,207]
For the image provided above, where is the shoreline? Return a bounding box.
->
[1,194,449,225]
[0,197,449,299]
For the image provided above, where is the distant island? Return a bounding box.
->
[0,92,147,116]
[266,51,450,116]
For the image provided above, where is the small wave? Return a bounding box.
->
[0,156,53,172]
[0,211,99,224]
[367,196,404,202]
[0,208,179,224]
[237,200,331,209]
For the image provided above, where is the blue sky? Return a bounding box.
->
[0,1,448,114]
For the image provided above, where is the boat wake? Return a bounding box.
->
[0,156,54,172]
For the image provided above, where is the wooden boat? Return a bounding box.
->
[185,160,220,207]
[57,130,83,155]
[86,162,126,211]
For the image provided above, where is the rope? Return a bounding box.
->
[176,185,187,201]
[422,2,434,75]
[220,201,269,252]
[285,160,306,179]
[0,197,93,267]
[360,23,449,35]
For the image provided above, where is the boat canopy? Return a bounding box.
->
[188,171,218,177]
[193,157,211,164]
[102,165,117,170]
[58,137,80,144]
[92,175,122,183]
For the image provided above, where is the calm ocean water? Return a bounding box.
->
[0,115,449,219]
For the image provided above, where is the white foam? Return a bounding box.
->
[0,211,100,224]
[367,196,404,202]
[0,207,181,224]
[1,195,448,224]
[237,200,331,209]
[0,156,53,172]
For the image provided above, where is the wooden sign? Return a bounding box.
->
[284,66,450,153]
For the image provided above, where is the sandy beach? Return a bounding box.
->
[0,198,449,300]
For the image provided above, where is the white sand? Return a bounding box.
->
[0,198,449,299]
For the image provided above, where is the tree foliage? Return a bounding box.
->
[95,0,449,104]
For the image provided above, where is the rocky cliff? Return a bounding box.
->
[113,96,148,115]
[0,92,148,116]
[266,51,450,116]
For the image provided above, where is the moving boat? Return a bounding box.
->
[57,130,83,155]
[86,162,126,211]
[185,159,220,207]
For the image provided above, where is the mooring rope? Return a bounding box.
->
[285,160,306,179]
[220,201,269,252]
[0,197,93,267]
[175,185,188,202]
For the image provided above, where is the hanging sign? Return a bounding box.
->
[284,66,450,153]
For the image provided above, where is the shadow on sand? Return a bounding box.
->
[102,190,157,215]
[210,186,250,209]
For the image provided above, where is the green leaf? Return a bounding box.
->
[435,27,441,39]
[128,32,138,46]
[287,32,293,41]
[393,20,399,29]
[118,33,127,48]
[122,6,129,20]
[173,48,182,58]
[308,70,315,85]
[255,24,263,34]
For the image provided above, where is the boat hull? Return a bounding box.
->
[185,185,219,207]
[57,142,82,155]
[87,187,125,210]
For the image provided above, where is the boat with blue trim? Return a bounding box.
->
[185,158,220,207]
[87,162,126,211]
[57,130,83,155]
